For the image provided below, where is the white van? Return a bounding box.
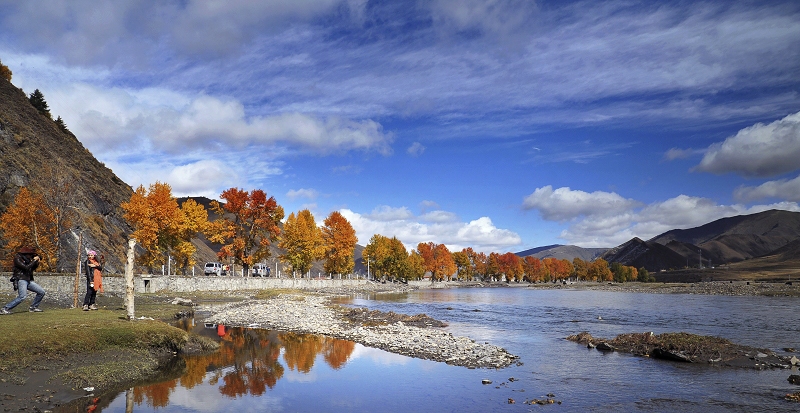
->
[251,264,270,277]
[204,262,223,276]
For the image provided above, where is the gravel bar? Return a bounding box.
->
[203,294,519,369]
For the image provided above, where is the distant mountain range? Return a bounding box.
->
[517,209,800,274]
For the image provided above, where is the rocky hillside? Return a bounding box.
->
[600,237,686,272]
[605,210,800,273]
[0,77,133,273]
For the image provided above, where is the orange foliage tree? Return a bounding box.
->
[122,182,208,273]
[522,256,546,282]
[207,188,284,274]
[0,187,57,270]
[498,252,523,282]
[417,242,456,281]
[279,209,323,276]
[321,211,357,276]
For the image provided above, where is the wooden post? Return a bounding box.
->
[125,239,136,320]
[73,231,82,308]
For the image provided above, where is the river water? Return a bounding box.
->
[87,288,798,412]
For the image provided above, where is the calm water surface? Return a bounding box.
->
[80,288,799,412]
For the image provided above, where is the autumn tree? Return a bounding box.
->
[522,256,545,282]
[465,248,487,280]
[0,58,11,82]
[0,188,57,270]
[321,211,357,276]
[587,258,613,281]
[172,198,209,274]
[498,252,523,282]
[279,209,323,276]
[407,250,425,280]
[573,257,588,280]
[363,234,409,281]
[485,252,501,281]
[417,242,456,282]
[452,250,473,281]
[122,182,208,273]
[610,262,638,283]
[207,188,284,274]
[28,89,51,119]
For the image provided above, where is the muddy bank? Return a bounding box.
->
[566,331,799,369]
[203,293,519,368]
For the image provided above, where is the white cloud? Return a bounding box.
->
[286,188,319,200]
[522,186,641,221]
[339,207,521,253]
[663,147,702,161]
[364,206,414,222]
[167,160,239,197]
[407,142,425,156]
[526,190,800,247]
[734,174,800,202]
[695,111,800,177]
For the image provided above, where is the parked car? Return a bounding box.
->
[251,264,270,277]
[204,262,223,276]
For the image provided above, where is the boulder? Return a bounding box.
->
[651,348,693,363]
[596,342,615,352]
[789,375,800,385]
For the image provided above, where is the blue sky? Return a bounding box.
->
[1,0,799,252]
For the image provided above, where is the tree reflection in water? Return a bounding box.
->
[132,324,355,408]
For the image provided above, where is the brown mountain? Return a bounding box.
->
[0,76,134,273]
[600,237,686,272]
[603,210,800,275]
[516,244,608,262]
[650,209,800,264]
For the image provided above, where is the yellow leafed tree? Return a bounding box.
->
[279,209,323,276]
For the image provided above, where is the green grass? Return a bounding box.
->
[0,299,218,391]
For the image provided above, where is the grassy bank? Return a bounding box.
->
[0,295,218,411]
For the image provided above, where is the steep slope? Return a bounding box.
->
[652,210,800,265]
[601,237,686,272]
[0,77,133,272]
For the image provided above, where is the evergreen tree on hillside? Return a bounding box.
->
[55,116,71,134]
[0,59,11,82]
[28,89,51,119]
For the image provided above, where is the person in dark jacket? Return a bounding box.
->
[82,250,103,311]
[1,246,46,314]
